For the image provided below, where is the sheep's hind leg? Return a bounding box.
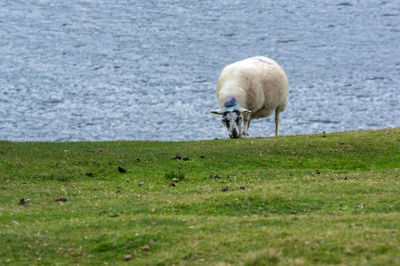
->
[274,109,280,137]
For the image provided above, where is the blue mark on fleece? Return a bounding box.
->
[223,97,237,111]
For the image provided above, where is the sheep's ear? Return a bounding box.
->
[211,108,224,115]
[239,107,251,114]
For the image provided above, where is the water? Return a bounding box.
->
[1,0,399,141]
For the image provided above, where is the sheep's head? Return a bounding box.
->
[211,97,251,139]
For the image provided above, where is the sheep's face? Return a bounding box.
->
[221,110,244,139]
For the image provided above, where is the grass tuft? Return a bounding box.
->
[165,170,185,181]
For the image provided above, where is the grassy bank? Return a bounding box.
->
[1,128,400,265]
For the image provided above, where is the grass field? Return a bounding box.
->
[1,127,400,265]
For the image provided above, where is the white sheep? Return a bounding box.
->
[211,56,289,138]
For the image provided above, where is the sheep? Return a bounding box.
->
[211,56,289,138]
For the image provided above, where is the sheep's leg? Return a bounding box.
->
[243,113,251,137]
[247,119,251,136]
[274,109,280,137]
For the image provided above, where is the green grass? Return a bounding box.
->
[1,127,400,265]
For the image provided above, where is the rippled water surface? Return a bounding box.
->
[1,1,399,141]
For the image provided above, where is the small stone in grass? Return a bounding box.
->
[169,182,176,187]
[123,254,132,261]
[54,197,67,202]
[118,166,127,173]
[138,182,144,187]
[142,245,150,251]
[92,187,97,191]
[172,178,179,182]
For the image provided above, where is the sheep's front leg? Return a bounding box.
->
[242,113,251,137]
